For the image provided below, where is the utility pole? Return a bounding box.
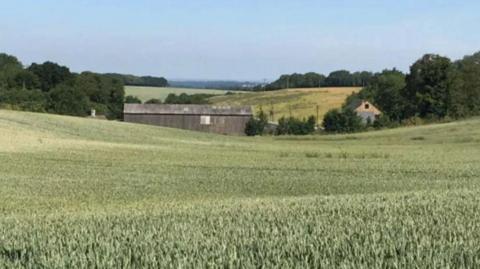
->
[270,101,274,122]
[316,105,319,124]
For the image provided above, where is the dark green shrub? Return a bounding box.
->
[145,98,162,104]
[276,115,316,135]
[245,110,268,136]
[322,108,364,133]
[124,95,142,104]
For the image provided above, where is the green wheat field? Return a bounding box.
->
[1,109,480,268]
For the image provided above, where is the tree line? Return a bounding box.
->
[104,73,169,87]
[125,93,216,105]
[256,70,373,91]
[323,51,480,133]
[0,53,125,119]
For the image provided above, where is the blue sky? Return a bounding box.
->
[1,0,479,80]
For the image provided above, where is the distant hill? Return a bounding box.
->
[105,73,169,87]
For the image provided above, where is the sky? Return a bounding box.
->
[1,0,479,81]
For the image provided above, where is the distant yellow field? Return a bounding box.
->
[210,87,361,122]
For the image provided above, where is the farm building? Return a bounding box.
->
[123,104,253,135]
[347,100,382,122]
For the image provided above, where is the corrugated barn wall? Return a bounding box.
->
[124,104,253,135]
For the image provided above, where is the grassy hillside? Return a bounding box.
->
[125,86,231,102]
[210,87,360,122]
[1,109,480,267]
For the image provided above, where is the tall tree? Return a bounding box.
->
[48,84,89,116]
[404,54,453,118]
[74,72,125,119]
[364,69,406,121]
[449,52,480,118]
[325,70,353,87]
[28,62,74,92]
[0,53,24,89]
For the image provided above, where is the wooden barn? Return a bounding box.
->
[123,104,253,135]
[347,100,382,122]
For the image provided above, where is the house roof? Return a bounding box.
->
[345,99,364,111]
[346,99,381,115]
[124,104,253,116]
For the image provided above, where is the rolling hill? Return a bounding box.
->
[209,87,360,122]
[1,109,480,267]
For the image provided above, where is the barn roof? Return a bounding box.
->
[124,104,253,116]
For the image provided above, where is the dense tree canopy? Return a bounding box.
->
[264,73,326,90]
[0,54,25,90]
[48,84,90,116]
[105,73,169,87]
[346,69,407,121]
[28,62,74,92]
[448,52,480,118]
[262,70,373,91]
[0,53,125,119]
[404,55,453,118]
[330,51,480,133]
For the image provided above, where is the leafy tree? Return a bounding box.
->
[28,62,74,92]
[361,69,407,121]
[0,53,24,89]
[325,70,354,86]
[0,53,22,70]
[125,95,142,104]
[404,54,453,118]
[48,84,89,116]
[448,52,480,118]
[73,72,125,119]
[104,76,125,119]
